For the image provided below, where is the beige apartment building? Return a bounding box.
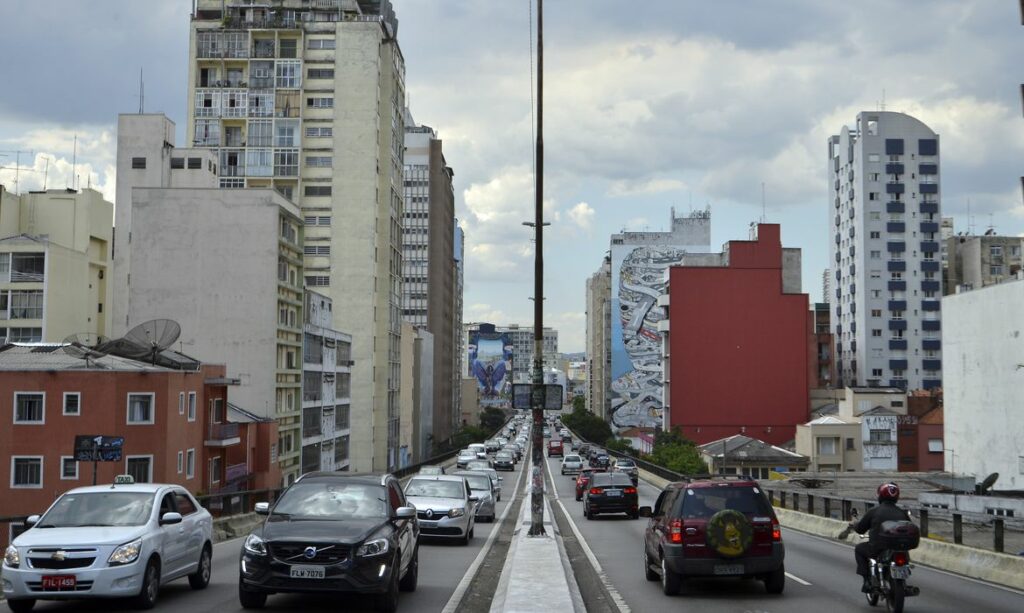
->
[586,256,612,419]
[186,0,406,470]
[0,186,112,342]
[943,233,1024,295]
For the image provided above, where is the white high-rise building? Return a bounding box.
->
[828,111,943,391]
[187,0,406,471]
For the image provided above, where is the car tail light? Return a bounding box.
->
[624,487,637,495]
[669,518,684,544]
[589,487,604,495]
[892,551,909,566]
[772,523,782,542]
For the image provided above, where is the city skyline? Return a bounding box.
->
[1,0,1023,352]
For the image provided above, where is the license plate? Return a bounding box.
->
[891,565,911,579]
[606,490,622,497]
[41,575,76,590]
[713,564,744,576]
[289,565,325,579]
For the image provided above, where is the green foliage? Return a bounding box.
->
[645,429,706,475]
[572,395,586,412]
[604,437,636,456]
[479,407,507,432]
[561,406,612,445]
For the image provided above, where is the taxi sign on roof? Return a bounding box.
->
[113,474,135,485]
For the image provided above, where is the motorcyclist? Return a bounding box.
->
[848,482,912,592]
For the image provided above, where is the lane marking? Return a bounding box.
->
[441,440,529,613]
[545,453,631,613]
[785,571,812,586]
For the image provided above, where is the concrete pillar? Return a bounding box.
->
[823,497,831,518]
[994,518,1004,553]
[919,509,928,538]
[780,491,787,508]
[793,493,800,512]
[953,513,963,545]
[807,495,815,515]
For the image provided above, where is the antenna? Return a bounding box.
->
[881,89,886,111]
[138,67,145,114]
[71,134,77,191]
[967,199,974,235]
[62,333,111,368]
[42,156,49,190]
[121,319,182,364]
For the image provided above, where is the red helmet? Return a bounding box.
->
[877,482,900,502]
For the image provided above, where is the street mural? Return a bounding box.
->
[469,324,513,407]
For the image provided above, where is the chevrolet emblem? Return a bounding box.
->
[51,550,67,562]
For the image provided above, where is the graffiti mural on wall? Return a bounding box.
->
[469,324,513,407]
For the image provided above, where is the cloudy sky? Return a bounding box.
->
[1,1,1022,352]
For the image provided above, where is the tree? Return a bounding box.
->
[645,429,706,475]
[572,395,586,413]
[479,407,506,432]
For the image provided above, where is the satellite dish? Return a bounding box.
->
[62,333,111,367]
[980,472,999,494]
[122,319,181,364]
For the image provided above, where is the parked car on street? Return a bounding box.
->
[3,477,214,612]
[639,477,785,596]
[560,454,584,476]
[575,468,605,501]
[547,439,564,457]
[583,472,639,520]
[404,475,476,546]
[239,472,418,611]
[611,457,639,484]
[493,451,515,471]
[452,471,496,523]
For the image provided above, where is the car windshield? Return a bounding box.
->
[405,479,465,499]
[458,474,491,490]
[591,473,632,487]
[37,492,155,528]
[497,452,512,458]
[272,482,387,520]
[680,486,773,518]
[467,461,490,470]
[419,466,443,475]
[564,455,581,462]
[458,452,475,458]
[616,460,635,467]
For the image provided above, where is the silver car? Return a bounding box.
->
[404,476,476,545]
[456,450,477,469]
[453,471,496,522]
[474,467,503,502]
[561,454,584,476]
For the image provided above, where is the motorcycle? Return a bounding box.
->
[838,522,921,613]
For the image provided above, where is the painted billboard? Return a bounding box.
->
[468,324,513,407]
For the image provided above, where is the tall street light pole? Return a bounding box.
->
[529,0,546,537]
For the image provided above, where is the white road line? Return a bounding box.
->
[785,571,812,586]
[441,445,528,613]
[544,453,631,613]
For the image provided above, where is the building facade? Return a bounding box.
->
[943,233,1024,294]
[810,302,835,390]
[187,0,406,471]
[828,111,943,391]
[0,186,113,342]
[452,224,464,435]
[586,256,612,419]
[301,290,353,473]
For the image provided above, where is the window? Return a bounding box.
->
[175,492,198,515]
[307,68,335,79]
[60,456,78,480]
[131,157,147,169]
[11,456,42,488]
[278,38,297,58]
[209,457,222,485]
[918,139,938,156]
[248,119,273,147]
[307,97,334,108]
[305,156,332,168]
[845,438,856,451]
[63,392,80,416]
[990,245,1003,258]
[275,60,301,88]
[126,456,153,483]
[306,275,330,287]
[871,329,882,337]
[304,185,332,196]
[186,449,196,479]
[306,126,333,138]
[307,38,336,49]
[304,245,330,256]
[869,212,881,220]
[870,231,880,239]
[177,451,184,474]
[928,439,943,453]
[869,429,893,444]
[817,437,838,455]
[14,392,44,424]
[10,291,43,319]
[868,192,879,201]
[127,393,154,424]
[871,309,882,318]
[991,265,1004,276]
[870,250,881,259]
[871,368,883,377]
[187,157,202,169]
[178,392,185,415]
[8,327,42,342]
[188,392,197,422]
[171,157,184,169]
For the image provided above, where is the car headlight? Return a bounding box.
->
[4,545,20,568]
[448,507,465,518]
[243,533,267,556]
[356,538,389,557]
[108,538,143,566]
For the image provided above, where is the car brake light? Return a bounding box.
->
[892,551,909,566]
[624,487,637,495]
[772,523,782,542]
[669,518,684,544]
[589,487,604,495]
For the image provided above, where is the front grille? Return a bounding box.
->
[28,557,95,570]
[416,509,451,520]
[27,581,94,592]
[420,526,463,536]
[269,542,350,565]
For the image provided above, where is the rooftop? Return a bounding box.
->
[0,343,201,372]
[698,434,808,463]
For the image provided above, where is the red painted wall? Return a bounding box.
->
[667,225,809,446]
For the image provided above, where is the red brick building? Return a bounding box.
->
[662,224,809,446]
[897,390,944,472]
[0,343,278,547]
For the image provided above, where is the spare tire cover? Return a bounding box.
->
[706,509,753,558]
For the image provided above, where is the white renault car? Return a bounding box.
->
[2,477,213,612]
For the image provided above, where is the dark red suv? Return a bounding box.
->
[640,478,785,596]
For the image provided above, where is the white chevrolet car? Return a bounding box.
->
[2,477,213,611]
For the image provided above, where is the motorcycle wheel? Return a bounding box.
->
[865,588,880,607]
[886,578,905,613]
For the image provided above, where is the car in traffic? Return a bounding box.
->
[465,459,494,472]
[417,465,445,476]
[611,457,639,484]
[452,471,496,523]
[471,467,502,501]
[547,439,564,457]
[560,454,584,476]
[484,439,501,453]
[575,468,605,501]
[639,477,785,595]
[590,453,610,469]
[583,472,639,520]
[2,476,213,612]
[579,443,592,458]
[404,475,476,546]
[503,444,522,462]
[543,427,551,438]
[493,451,515,471]
[467,443,488,460]
[456,450,477,469]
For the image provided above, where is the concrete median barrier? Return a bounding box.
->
[213,512,262,543]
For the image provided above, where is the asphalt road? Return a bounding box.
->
[544,453,1024,613]
[25,457,527,613]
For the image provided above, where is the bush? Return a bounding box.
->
[604,438,636,456]
[644,429,706,475]
[479,407,507,432]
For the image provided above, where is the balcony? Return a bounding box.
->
[886,183,905,194]
[888,300,907,311]
[922,299,940,311]
[922,339,941,351]
[920,202,939,214]
[205,422,241,447]
[887,221,905,233]
[921,241,939,252]
[887,241,906,253]
[886,201,905,214]
[921,280,940,292]
[921,261,940,273]
[889,320,908,331]
[922,320,941,332]
[920,222,939,234]
[10,254,45,283]
[888,260,906,272]
[888,280,906,291]
[922,359,942,371]
[889,339,908,350]
[889,379,908,390]
[920,183,938,195]
[885,163,904,175]
[889,359,909,370]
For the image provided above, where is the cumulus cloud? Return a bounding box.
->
[0,127,117,204]
[608,178,687,198]
[567,202,595,232]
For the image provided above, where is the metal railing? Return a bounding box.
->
[208,422,240,440]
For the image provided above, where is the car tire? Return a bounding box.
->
[661,557,682,596]
[5,599,35,613]
[630,510,640,520]
[643,549,659,582]
[399,546,418,592]
[188,544,213,590]
[497,494,501,502]
[376,559,400,613]
[764,566,785,594]
[238,580,267,610]
[132,558,161,610]
[575,493,582,501]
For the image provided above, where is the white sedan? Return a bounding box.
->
[560,454,584,476]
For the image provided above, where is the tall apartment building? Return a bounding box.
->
[586,256,612,419]
[0,186,112,342]
[943,233,1024,294]
[402,114,457,446]
[828,111,942,391]
[187,0,406,470]
[301,290,353,473]
[452,224,464,435]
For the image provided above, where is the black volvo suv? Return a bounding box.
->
[238,472,419,612]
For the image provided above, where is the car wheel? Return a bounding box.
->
[399,546,418,592]
[238,579,267,609]
[661,557,682,596]
[132,558,161,609]
[497,494,501,502]
[630,510,640,520]
[188,544,213,590]
[764,566,785,594]
[575,493,582,501]
[5,599,35,613]
[376,559,400,613]
[643,549,658,582]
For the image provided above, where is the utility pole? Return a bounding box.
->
[528,0,546,537]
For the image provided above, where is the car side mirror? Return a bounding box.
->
[24,514,40,528]
[395,506,416,520]
[638,506,653,518]
[469,496,479,503]
[160,512,183,526]
[254,502,270,515]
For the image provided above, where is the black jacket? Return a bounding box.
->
[853,500,911,543]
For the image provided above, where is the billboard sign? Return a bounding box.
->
[469,324,513,407]
[512,383,564,410]
[73,435,125,462]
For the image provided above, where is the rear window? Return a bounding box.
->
[591,473,631,487]
[564,455,581,462]
[675,485,772,519]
